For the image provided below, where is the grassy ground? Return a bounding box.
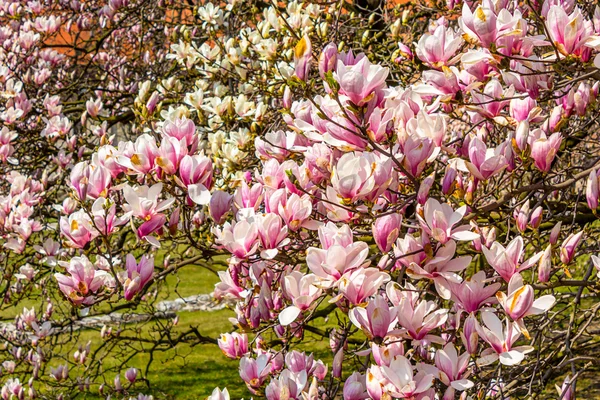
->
[127,264,247,399]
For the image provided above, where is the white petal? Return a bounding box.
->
[188,184,211,205]
[527,295,556,315]
[451,230,480,241]
[499,350,525,366]
[451,379,474,391]
[279,306,301,326]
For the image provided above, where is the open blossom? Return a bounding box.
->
[405,240,472,300]
[333,56,389,106]
[416,24,462,68]
[279,272,322,326]
[458,2,497,48]
[55,255,112,305]
[239,354,272,394]
[496,273,555,337]
[482,236,542,282]
[418,198,480,244]
[366,355,435,400]
[306,238,369,283]
[421,343,473,399]
[349,295,397,342]
[60,210,97,249]
[337,268,391,305]
[465,136,507,180]
[547,6,594,58]
[476,311,534,366]
[123,183,174,221]
[450,270,501,313]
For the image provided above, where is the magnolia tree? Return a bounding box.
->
[3,0,600,398]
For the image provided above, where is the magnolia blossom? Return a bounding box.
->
[482,236,542,282]
[122,254,155,300]
[366,356,435,400]
[279,272,322,326]
[55,256,112,305]
[496,273,555,337]
[476,312,534,366]
[418,198,480,243]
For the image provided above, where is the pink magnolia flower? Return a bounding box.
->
[333,56,389,106]
[179,153,213,205]
[239,354,272,394]
[465,136,507,180]
[155,135,188,175]
[416,24,462,68]
[279,272,322,326]
[122,254,154,301]
[366,356,435,400]
[331,152,391,203]
[560,231,583,265]
[55,255,111,305]
[513,200,530,233]
[497,273,556,337]
[60,210,97,249]
[213,219,259,260]
[256,213,289,259]
[125,368,137,383]
[547,6,594,58]
[116,134,159,175]
[529,206,543,229]
[318,42,338,79]
[162,117,198,150]
[406,240,472,300]
[218,332,249,359]
[393,233,428,272]
[450,270,501,313]
[343,373,369,400]
[122,183,174,221]
[461,314,479,354]
[265,369,307,400]
[371,342,405,367]
[337,268,390,306]
[318,222,354,249]
[306,240,369,283]
[349,295,397,341]
[401,135,435,178]
[372,214,402,253]
[294,35,312,81]
[482,236,542,282]
[417,173,435,205]
[91,198,127,236]
[394,286,448,342]
[459,2,497,48]
[285,350,327,380]
[555,375,575,400]
[209,190,233,224]
[424,343,473,398]
[476,311,534,366]
[418,198,480,244]
[530,131,562,173]
[277,192,314,231]
[233,181,264,212]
